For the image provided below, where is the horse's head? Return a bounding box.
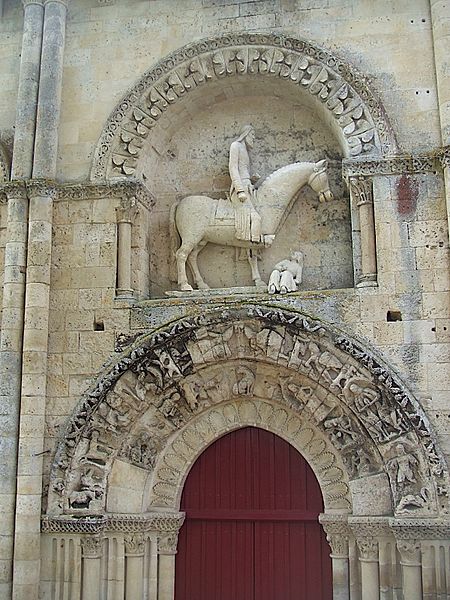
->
[308,159,334,203]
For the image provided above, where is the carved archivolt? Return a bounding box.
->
[149,397,352,511]
[48,305,448,519]
[91,33,397,181]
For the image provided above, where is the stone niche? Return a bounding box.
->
[135,76,352,297]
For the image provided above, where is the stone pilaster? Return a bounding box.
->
[12,183,56,600]
[0,183,29,598]
[396,539,423,600]
[116,195,139,299]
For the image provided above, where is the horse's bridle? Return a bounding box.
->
[308,168,333,202]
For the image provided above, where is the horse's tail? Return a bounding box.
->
[169,198,181,282]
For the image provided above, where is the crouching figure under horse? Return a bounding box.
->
[170,159,334,291]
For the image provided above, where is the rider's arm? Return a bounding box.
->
[229,141,244,193]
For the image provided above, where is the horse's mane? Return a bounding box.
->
[262,161,313,186]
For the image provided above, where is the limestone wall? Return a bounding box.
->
[0,0,438,181]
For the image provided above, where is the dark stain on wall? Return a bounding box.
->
[396,174,418,216]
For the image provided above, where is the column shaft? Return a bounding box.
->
[12,190,54,600]
[0,186,28,598]
[332,556,350,600]
[11,1,44,180]
[158,554,175,600]
[117,220,133,297]
[82,558,101,600]
[33,0,67,178]
[360,559,380,600]
[125,554,144,600]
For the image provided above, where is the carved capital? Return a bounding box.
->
[3,181,28,202]
[396,539,421,566]
[349,176,373,206]
[437,145,450,170]
[356,536,378,561]
[116,195,139,223]
[319,514,350,558]
[44,0,69,7]
[81,535,103,558]
[157,531,179,555]
[22,0,44,7]
[124,533,145,556]
[26,179,57,200]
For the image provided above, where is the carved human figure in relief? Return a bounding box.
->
[229,124,262,242]
[268,251,304,294]
[388,444,418,486]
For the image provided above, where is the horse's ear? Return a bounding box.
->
[316,159,328,170]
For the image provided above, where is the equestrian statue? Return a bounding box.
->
[170,125,334,291]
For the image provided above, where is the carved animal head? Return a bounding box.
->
[308,159,334,202]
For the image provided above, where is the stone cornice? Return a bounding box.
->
[0,179,155,211]
[389,517,450,540]
[342,147,449,178]
[42,512,185,534]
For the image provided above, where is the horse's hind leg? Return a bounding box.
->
[247,249,266,289]
[176,240,197,291]
[187,242,209,290]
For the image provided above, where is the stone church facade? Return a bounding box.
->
[0,1,449,599]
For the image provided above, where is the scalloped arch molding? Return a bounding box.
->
[49,305,448,520]
[91,33,398,181]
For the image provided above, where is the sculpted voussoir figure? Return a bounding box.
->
[170,126,334,291]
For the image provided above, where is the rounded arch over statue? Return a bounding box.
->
[91,32,398,183]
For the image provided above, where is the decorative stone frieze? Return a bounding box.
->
[91,33,398,181]
[342,154,437,178]
[47,305,449,520]
[41,513,185,534]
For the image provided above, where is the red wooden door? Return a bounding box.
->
[175,427,332,600]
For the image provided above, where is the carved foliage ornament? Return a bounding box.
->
[49,306,448,518]
[91,33,397,180]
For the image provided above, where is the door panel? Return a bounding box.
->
[175,427,332,600]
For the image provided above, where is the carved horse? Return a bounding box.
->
[170,160,333,291]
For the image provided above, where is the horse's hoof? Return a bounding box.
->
[197,282,210,290]
[280,286,288,294]
[268,284,277,295]
[254,279,267,290]
[180,283,193,291]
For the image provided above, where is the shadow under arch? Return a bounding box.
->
[90,32,398,182]
[48,304,448,521]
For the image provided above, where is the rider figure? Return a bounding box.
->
[229,125,262,242]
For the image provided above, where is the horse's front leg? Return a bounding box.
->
[187,242,209,290]
[247,249,266,289]
[176,242,195,291]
